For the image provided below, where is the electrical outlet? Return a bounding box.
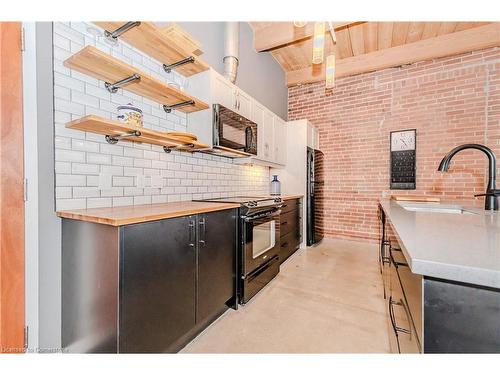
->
[98,173,112,190]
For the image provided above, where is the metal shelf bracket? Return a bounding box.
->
[105,130,142,145]
[163,143,195,153]
[104,73,141,93]
[163,56,195,73]
[163,100,195,113]
[104,21,141,42]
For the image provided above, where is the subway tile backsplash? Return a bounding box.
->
[53,22,269,211]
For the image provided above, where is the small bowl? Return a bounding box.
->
[117,103,143,128]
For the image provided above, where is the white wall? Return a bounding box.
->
[178,22,288,119]
[24,22,62,352]
[53,22,270,211]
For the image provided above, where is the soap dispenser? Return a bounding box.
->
[270,175,281,196]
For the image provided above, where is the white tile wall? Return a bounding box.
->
[53,22,270,210]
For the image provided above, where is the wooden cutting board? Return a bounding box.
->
[164,131,198,142]
[390,195,441,203]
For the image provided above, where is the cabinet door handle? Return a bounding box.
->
[188,220,195,247]
[389,296,411,335]
[281,221,288,225]
[381,240,391,265]
[199,217,206,247]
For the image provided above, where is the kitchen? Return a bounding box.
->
[0,1,499,372]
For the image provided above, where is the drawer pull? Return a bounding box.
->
[389,296,411,335]
[281,221,288,225]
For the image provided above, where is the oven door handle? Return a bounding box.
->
[244,208,282,222]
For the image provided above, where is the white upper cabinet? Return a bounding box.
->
[252,101,287,166]
[252,101,265,154]
[262,110,275,161]
[212,72,252,119]
[188,68,287,166]
[273,116,287,165]
[213,74,236,110]
[237,90,252,120]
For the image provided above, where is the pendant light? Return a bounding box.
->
[293,21,307,27]
[325,53,336,89]
[312,22,325,65]
[325,22,337,89]
[328,21,337,44]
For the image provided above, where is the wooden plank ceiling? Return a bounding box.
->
[249,22,500,86]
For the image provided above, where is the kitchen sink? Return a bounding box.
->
[397,202,476,215]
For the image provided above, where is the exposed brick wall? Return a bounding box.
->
[288,47,500,241]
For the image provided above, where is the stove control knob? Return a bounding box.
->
[274,197,282,203]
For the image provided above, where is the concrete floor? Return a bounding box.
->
[182,238,394,353]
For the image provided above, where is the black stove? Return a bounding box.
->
[194,196,283,304]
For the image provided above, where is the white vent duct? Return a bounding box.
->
[223,22,240,83]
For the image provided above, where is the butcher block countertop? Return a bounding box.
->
[57,195,303,227]
[57,201,240,226]
[279,194,303,200]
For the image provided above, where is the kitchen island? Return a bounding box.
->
[378,198,500,353]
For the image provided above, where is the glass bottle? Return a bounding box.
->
[270,175,281,196]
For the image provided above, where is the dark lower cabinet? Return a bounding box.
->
[119,216,196,353]
[424,277,500,353]
[197,210,237,325]
[279,198,302,264]
[62,208,237,353]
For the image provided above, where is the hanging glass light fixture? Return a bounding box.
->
[312,22,325,65]
[293,21,307,28]
[325,53,336,89]
[328,21,337,44]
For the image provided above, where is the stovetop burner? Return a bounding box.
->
[194,196,283,215]
[195,196,281,205]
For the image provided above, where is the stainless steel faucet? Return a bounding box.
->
[438,144,499,211]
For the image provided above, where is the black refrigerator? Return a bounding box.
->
[306,147,325,246]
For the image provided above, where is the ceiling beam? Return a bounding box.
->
[253,22,363,52]
[287,22,500,86]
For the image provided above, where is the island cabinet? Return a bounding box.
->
[278,198,302,264]
[387,246,422,354]
[62,208,238,353]
[378,203,500,354]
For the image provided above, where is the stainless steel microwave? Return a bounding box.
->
[212,104,257,157]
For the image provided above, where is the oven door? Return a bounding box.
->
[242,209,281,275]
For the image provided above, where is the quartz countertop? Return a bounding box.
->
[379,198,500,289]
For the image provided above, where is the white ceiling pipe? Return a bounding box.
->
[223,22,240,83]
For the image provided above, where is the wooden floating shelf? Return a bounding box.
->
[94,21,210,77]
[66,115,210,152]
[63,46,209,113]
[160,23,204,57]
